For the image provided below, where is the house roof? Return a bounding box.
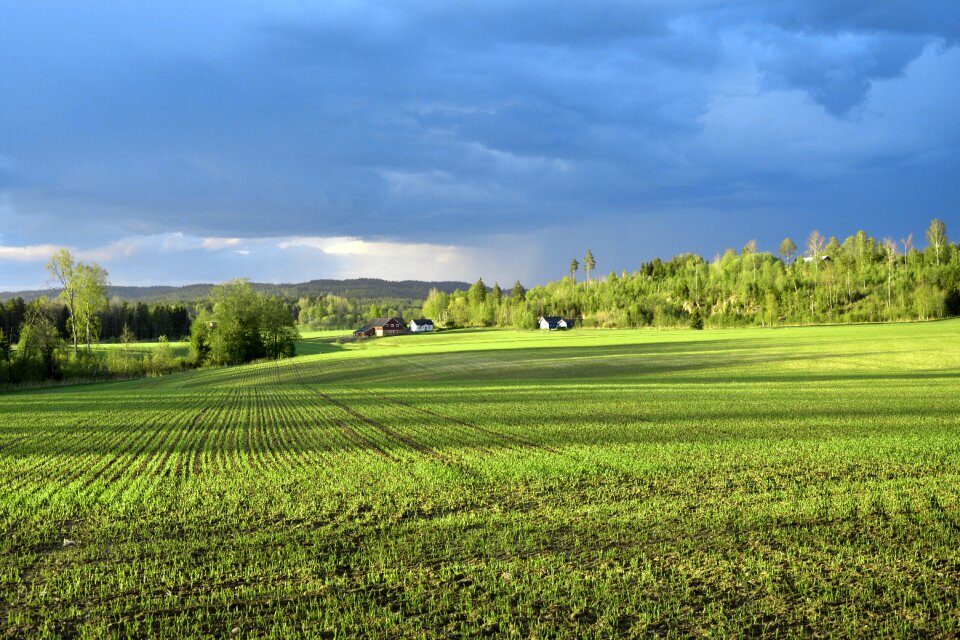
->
[354,325,374,334]
[540,316,562,323]
[367,317,404,327]
[411,318,433,324]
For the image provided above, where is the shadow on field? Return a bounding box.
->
[286,340,909,387]
[296,338,349,356]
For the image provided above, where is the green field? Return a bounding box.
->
[2,322,960,637]
[93,340,191,359]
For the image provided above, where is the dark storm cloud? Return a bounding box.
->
[0,1,958,288]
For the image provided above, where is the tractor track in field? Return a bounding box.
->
[0,435,28,453]
[354,386,563,456]
[295,356,561,457]
[291,362,470,468]
[290,363,398,462]
[313,385,447,463]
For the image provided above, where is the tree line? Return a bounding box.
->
[296,294,424,330]
[1,255,300,386]
[423,220,960,329]
[0,297,192,347]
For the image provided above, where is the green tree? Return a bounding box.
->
[120,324,135,351]
[689,307,704,330]
[75,262,109,354]
[189,312,212,365]
[569,258,579,285]
[883,237,898,310]
[806,230,826,314]
[205,279,265,366]
[16,304,63,381]
[779,237,797,262]
[584,250,596,283]
[261,297,299,359]
[511,280,526,301]
[468,279,487,306]
[149,336,175,375]
[423,289,451,326]
[926,219,947,266]
[46,249,80,357]
[45,249,110,357]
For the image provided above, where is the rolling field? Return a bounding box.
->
[2,322,960,637]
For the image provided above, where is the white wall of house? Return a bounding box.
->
[410,322,434,332]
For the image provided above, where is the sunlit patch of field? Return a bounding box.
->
[92,340,190,358]
[2,321,960,637]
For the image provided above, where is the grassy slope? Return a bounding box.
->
[1,322,960,637]
[93,341,190,358]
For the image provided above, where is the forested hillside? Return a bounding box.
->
[0,278,469,304]
[425,221,960,329]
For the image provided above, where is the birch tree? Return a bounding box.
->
[46,249,80,357]
[806,230,825,314]
[75,262,109,353]
[883,237,898,309]
[926,219,947,266]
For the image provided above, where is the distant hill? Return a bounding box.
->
[0,278,470,303]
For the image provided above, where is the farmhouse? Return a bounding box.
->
[538,316,576,330]
[354,317,406,338]
[409,318,434,333]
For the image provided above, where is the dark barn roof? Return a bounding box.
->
[367,317,404,327]
[411,318,433,324]
[540,316,562,323]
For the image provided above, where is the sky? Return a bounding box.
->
[1,1,959,290]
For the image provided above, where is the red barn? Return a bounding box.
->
[354,317,406,338]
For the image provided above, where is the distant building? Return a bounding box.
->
[802,255,832,263]
[409,318,434,333]
[354,317,406,338]
[538,316,576,330]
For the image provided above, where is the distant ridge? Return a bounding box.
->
[0,278,470,303]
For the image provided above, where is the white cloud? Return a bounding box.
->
[1,230,541,290]
[278,235,482,278]
[78,238,143,262]
[0,244,63,262]
[202,237,243,250]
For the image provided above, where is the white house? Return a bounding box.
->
[539,316,561,330]
[538,316,576,330]
[410,318,435,333]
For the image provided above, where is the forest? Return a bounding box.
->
[423,220,959,329]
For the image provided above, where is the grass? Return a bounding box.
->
[2,321,960,637]
[93,340,190,358]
